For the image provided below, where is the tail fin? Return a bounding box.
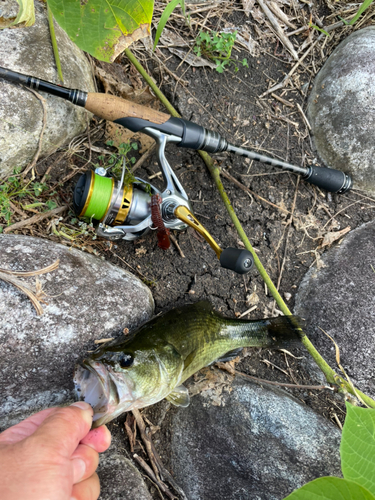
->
[262,315,304,348]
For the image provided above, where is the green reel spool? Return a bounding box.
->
[73,170,135,226]
[73,171,114,221]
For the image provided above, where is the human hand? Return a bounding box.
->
[0,402,111,500]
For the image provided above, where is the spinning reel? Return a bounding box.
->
[73,128,255,275]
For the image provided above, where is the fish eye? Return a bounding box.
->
[119,353,134,368]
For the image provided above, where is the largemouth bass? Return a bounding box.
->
[74,301,303,427]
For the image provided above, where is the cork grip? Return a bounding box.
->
[85,93,170,124]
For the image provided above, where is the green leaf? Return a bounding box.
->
[349,0,374,24]
[341,402,375,495]
[46,200,58,210]
[283,477,375,500]
[153,0,185,50]
[310,23,330,36]
[47,0,154,62]
[22,202,46,209]
[0,0,35,29]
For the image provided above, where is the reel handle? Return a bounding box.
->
[174,206,253,275]
[220,248,254,274]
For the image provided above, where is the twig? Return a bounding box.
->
[296,103,311,131]
[0,259,59,315]
[132,409,160,480]
[268,1,296,29]
[4,206,68,233]
[0,272,43,315]
[131,143,156,173]
[271,93,294,108]
[9,201,28,219]
[238,305,257,318]
[221,169,292,215]
[47,3,63,82]
[234,368,333,391]
[132,409,188,500]
[0,259,59,277]
[169,234,185,258]
[276,176,300,292]
[124,413,137,453]
[133,454,176,500]
[41,151,67,184]
[22,89,48,177]
[261,21,344,97]
[257,0,299,60]
[287,25,309,37]
[262,359,289,376]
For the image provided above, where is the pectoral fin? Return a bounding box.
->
[166,385,190,407]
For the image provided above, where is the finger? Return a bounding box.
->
[28,402,93,458]
[71,472,100,500]
[71,444,99,484]
[0,407,58,445]
[80,425,111,453]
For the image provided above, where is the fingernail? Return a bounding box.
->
[71,401,93,414]
[72,457,86,483]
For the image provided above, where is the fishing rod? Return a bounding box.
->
[0,66,352,274]
[0,66,352,193]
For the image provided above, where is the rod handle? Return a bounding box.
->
[85,93,170,125]
[220,248,254,274]
[304,165,352,193]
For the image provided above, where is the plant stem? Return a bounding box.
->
[124,47,375,408]
[47,2,64,83]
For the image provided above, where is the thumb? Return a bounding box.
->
[28,402,94,458]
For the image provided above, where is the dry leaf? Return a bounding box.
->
[166,47,217,69]
[189,367,234,407]
[315,252,326,271]
[251,7,266,23]
[135,246,147,256]
[158,28,189,47]
[241,0,256,16]
[321,226,351,248]
[236,31,261,57]
[246,291,260,306]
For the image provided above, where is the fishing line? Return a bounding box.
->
[83,173,114,220]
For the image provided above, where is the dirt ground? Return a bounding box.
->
[3,0,375,497]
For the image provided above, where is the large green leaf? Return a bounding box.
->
[283,477,375,500]
[0,0,35,29]
[341,402,375,495]
[47,0,154,62]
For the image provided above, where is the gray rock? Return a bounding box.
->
[0,234,154,428]
[0,0,95,178]
[98,428,152,500]
[294,221,375,399]
[307,27,375,193]
[99,453,153,500]
[168,377,342,500]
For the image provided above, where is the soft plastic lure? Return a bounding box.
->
[151,194,170,250]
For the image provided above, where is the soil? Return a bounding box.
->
[3,1,375,497]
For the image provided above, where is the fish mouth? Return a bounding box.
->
[73,360,135,427]
[74,360,118,425]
